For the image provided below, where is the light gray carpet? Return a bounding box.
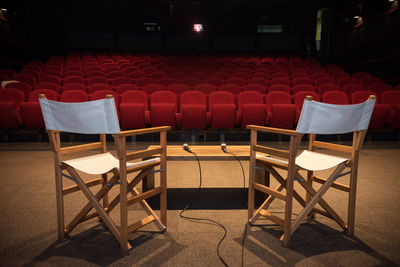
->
[0,141,399,266]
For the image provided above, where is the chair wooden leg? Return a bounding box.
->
[54,159,65,240]
[347,165,357,235]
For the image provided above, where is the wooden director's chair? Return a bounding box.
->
[39,94,171,255]
[247,95,376,246]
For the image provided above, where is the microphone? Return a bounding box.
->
[183,143,192,153]
[221,143,227,153]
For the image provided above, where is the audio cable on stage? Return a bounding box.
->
[180,143,229,267]
[220,143,247,208]
[220,143,248,267]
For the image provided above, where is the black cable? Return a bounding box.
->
[225,151,247,208]
[180,147,229,267]
[221,144,248,266]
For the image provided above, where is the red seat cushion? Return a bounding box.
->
[181,105,207,129]
[150,103,176,127]
[210,104,236,128]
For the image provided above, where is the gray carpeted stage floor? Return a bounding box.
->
[0,141,399,266]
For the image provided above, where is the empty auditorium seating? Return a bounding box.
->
[317,83,341,95]
[39,75,62,85]
[342,83,366,97]
[150,91,178,127]
[87,83,113,94]
[352,71,371,81]
[225,77,246,87]
[0,89,25,129]
[380,91,400,128]
[35,82,61,94]
[360,76,381,88]
[265,91,296,129]
[351,91,390,129]
[270,77,291,86]
[292,84,315,94]
[4,82,32,100]
[180,91,208,129]
[218,84,242,95]
[337,77,358,89]
[193,83,217,94]
[20,89,58,129]
[293,91,320,122]
[237,91,266,128]
[314,77,334,87]
[113,84,140,95]
[142,83,165,95]
[322,91,349,104]
[60,90,89,102]
[90,90,119,109]
[268,84,291,94]
[14,74,37,89]
[292,77,313,86]
[166,83,190,95]
[205,77,225,86]
[208,91,237,128]
[110,76,133,86]
[119,90,149,129]
[368,83,392,97]
[242,84,267,94]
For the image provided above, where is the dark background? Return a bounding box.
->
[0,0,399,83]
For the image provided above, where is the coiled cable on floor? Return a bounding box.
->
[180,144,229,267]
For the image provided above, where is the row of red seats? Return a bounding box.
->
[1,88,399,131]
[2,79,397,102]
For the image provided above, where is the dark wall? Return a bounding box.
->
[331,0,400,83]
[0,0,319,63]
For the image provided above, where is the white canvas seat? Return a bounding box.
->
[39,94,171,255]
[63,152,160,175]
[247,95,375,246]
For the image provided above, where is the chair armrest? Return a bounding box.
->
[116,126,171,137]
[247,125,298,136]
[126,147,163,161]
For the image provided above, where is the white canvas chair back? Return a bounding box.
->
[39,97,120,134]
[296,99,375,134]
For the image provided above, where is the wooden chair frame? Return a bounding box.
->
[48,123,170,255]
[247,96,373,246]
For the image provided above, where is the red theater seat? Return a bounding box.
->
[293,91,320,122]
[368,83,392,97]
[265,91,296,129]
[119,90,149,129]
[343,83,366,97]
[268,84,291,94]
[20,89,58,129]
[317,83,340,95]
[180,91,208,129]
[0,89,25,128]
[351,91,390,129]
[193,83,217,94]
[218,84,242,95]
[60,90,89,102]
[35,82,61,94]
[292,84,315,94]
[237,91,266,128]
[380,90,400,128]
[208,91,237,128]
[150,91,178,127]
[322,91,349,104]
[243,84,267,94]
